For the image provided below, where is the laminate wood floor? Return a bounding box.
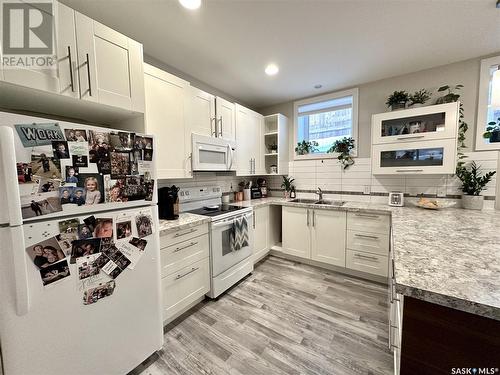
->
[132,256,393,375]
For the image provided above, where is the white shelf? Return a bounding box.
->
[264,131,278,136]
[264,153,278,156]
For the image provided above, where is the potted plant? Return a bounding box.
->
[386,90,409,111]
[327,137,355,169]
[409,89,431,108]
[435,84,463,104]
[483,117,500,143]
[269,142,278,153]
[456,161,496,210]
[295,140,318,155]
[281,176,295,199]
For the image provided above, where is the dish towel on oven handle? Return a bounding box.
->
[230,216,249,252]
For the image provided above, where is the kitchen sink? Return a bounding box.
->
[289,198,320,204]
[315,200,345,206]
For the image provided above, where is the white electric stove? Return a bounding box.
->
[179,186,254,298]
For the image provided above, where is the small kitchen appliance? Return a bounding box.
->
[388,191,404,207]
[158,185,180,220]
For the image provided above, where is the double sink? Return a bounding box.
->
[290,198,345,206]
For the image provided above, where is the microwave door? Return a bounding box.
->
[194,143,228,171]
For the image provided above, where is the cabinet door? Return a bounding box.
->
[75,13,145,112]
[282,206,310,259]
[311,210,346,267]
[235,104,253,175]
[186,86,216,139]
[1,2,59,93]
[253,206,269,263]
[56,2,79,98]
[216,97,235,141]
[254,113,265,175]
[144,64,191,179]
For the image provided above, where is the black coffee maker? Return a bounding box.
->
[158,185,180,220]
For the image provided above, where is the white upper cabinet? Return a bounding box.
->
[372,102,459,145]
[0,2,60,93]
[56,2,79,98]
[144,63,191,179]
[75,12,145,112]
[185,86,216,138]
[215,96,236,141]
[235,103,264,175]
[371,102,459,175]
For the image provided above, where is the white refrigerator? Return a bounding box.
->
[0,112,163,375]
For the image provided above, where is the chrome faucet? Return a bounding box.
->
[316,187,323,201]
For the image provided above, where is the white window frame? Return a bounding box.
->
[476,55,500,151]
[293,88,359,160]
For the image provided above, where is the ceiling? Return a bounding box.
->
[60,0,500,108]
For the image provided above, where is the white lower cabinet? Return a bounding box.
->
[252,206,269,263]
[282,207,346,267]
[159,224,209,323]
[311,210,346,267]
[346,250,388,277]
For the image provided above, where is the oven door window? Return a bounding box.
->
[221,226,233,256]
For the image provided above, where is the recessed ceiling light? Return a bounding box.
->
[179,0,201,10]
[314,84,322,89]
[265,63,279,76]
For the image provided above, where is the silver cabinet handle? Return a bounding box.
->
[354,233,379,239]
[391,258,395,280]
[210,117,217,136]
[355,213,379,219]
[312,210,315,227]
[174,228,197,238]
[354,253,378,261]
[175,267,199,280]
[67,46,75,92]
[306,209,310,226]
[396,169,424,173]
[85,53,92,96]
[173,241,198,252]
[218,116,223,137]
[253,212,256,229]
[396,135,424,140]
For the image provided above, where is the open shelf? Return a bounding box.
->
[264,131,278,136]
[264,153,278,157]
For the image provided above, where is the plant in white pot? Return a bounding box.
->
[456,162,496,210]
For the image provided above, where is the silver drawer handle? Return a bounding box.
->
[355,213,379,219]
[396,135,424,140]
[395,169,424,173]
[174,228,197,238]
[354,253,378,261]
[173,241,198,252]
[175,267,199,280]
[354,233,379,239]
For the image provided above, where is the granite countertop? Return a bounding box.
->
[158,213,210,235]
[229,197,500,320]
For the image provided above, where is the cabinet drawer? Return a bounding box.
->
[160,234,209,277]
[161,258,209,321]
[347,230,389,256]
[347,212,390,235]
[346,250,388,277]
[160,223,208,248]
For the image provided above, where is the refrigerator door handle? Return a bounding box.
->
[0,126,22,226]
[11,225,30,316]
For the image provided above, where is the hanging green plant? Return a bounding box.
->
[327,137,355,169]
[295,140,319,155]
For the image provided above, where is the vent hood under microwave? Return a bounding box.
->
[192,134,236,172]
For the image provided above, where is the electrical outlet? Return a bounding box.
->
[363,185,371,195]
[437,186,447,198]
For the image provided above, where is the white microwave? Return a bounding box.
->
[192,134,236,172]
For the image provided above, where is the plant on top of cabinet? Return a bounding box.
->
[281,176,295,198]
[435,84,463,104]
[385,90,409,111]
[456,161,496,210]
[327,137,355,170]
[408,89,432,107]
[295,140,318,155]
[483,117,500,143]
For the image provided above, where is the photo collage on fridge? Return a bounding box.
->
[16,122,155,305]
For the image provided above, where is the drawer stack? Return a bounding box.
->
[159,223,210,323]
[346,212,390,277]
